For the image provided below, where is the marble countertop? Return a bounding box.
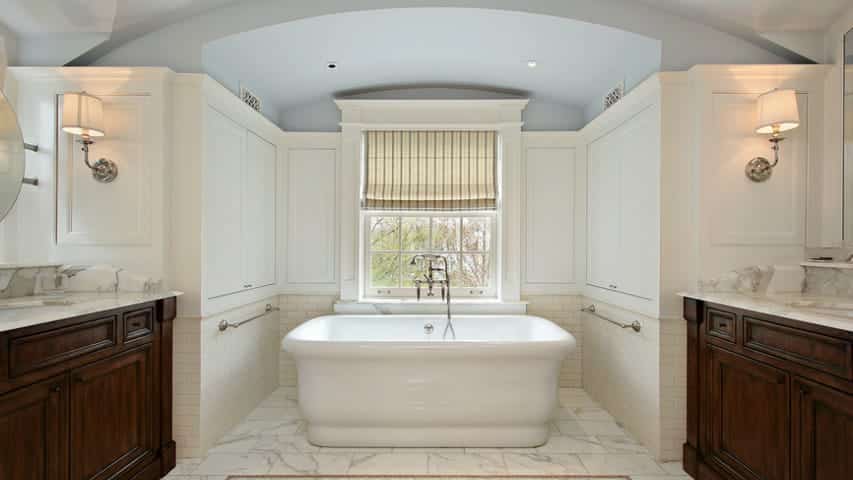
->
[679,291,853,333]
[0,291,182,332]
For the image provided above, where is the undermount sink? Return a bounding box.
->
[0,297,74,309]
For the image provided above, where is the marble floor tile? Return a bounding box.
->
[571,406,615,421]
[251,434,322,454]
[578,454,666,475]
[536,435,607,454]
[659,460,688,475]
[575,420,626,436]
[267,453,352,475]
[596,435,650,454]
[503,452,588,474]
[348,453,429,475]
[175,386,675,478]
[427,452,507,475]
[193,452,275,476]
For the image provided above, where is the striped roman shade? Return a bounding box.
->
[362,130,498,211]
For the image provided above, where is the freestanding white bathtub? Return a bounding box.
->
[281,314,576,447]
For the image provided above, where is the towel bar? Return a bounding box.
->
[580,304,641,332]
[218,303,281,332]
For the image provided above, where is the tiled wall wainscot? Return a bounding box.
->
[524,295,583,387]
[279,295,338,386]
[173,297,281,458]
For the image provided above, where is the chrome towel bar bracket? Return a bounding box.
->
[581,304,641,332]
[218,303,281,332]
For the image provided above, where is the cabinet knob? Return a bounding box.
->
[50,384,62,393]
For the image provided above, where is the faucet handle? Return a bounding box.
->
[414,279,422,301]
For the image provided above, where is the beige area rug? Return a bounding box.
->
[227,476,630,479]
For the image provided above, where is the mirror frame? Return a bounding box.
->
[0,88,25,223]
[844,28,852,243]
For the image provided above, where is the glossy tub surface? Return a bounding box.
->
[282,314,575,447]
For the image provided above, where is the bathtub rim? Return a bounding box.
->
[281,313,576,359]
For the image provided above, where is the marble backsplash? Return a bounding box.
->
[803,266,853,297]
[698,264,853,298]
[0,264,163,298]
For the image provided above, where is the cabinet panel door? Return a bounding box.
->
[204,106,246,298]
[707,346,789,480]
[69,347,154,480]
[244,131,277,288]
[792,378,853,480]
[617,106,659,300]
[0,378,67,480]
[586,139,620,290]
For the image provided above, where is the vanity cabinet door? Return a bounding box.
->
[69,347,154,480]
[791,378,853,480]
[706,346,790,480]
[0,377,67,480]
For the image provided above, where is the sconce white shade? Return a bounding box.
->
[61,92,104,137]
[755,89,799,134]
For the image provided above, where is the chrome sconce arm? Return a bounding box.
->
[78,136,118,183]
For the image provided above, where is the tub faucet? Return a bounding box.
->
[409,254,456,339]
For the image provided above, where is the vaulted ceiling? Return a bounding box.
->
[0,0,850,66]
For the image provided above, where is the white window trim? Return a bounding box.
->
[335,99,527,303]
[360,211,499,301]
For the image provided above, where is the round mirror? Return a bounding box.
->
[0,89,25,222]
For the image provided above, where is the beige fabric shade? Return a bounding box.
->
[755,89,799,135]
[363,130,498,211]
[61,92,105,137]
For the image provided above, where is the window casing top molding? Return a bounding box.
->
[335,98,529,129]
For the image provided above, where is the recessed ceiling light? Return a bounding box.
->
[527,60,537,68]
[327,62,337,70]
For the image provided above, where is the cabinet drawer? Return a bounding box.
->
[744,316,853,380]
[707,308,736,343]
[123,307,153,344]
[8,316,117,378]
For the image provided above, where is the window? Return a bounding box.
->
[364,213,496,297]
[360,130,499,299]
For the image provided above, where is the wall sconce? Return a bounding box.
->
[746,89,800,182]
[60,92,118,183]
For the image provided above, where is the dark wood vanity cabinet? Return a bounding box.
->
[684,298,853,480]
[0,297,176,480]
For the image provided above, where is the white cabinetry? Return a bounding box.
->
[587,105,660,300]
[172,75,282,316]
[203,107,277,299]
[583,77,678,318]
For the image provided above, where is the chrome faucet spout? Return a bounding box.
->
[409,254,455,339]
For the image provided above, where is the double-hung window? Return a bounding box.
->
[360,130,499,299]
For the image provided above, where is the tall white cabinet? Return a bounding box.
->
[204,107,276,298]
[587,104,660,301]
[582,76,685,318]
[172,75,282,316]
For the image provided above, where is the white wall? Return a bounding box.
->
[0,67,172,281]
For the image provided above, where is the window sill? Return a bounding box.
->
[334,299,528,315]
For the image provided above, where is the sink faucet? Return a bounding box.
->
[409,254,455,339]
